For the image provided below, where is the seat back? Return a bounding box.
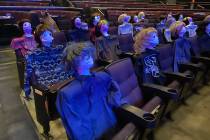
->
[105,58,144,107]
[186,36,200,57]
[53,31,67,46]
[56,19,72,31]
[157,44,174,72]
[109,26,118,35]
[118,34,134,53]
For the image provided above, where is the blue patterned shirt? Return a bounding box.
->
[24,45,72,96]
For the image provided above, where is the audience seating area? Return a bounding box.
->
[1,0,210,140]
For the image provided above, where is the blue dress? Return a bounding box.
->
[56,72,125,140]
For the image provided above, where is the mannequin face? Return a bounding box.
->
[205,23,210,36]
[179,26,187,37]
[93,15,100,24]
[133,16,139,23]
[40,30,54,47]
[23,22,32,37]
[179,14,183,21]
[79,54,94,70]
[100,24,109,35]
[147,32,159,49]
[123,15,131,23]
[74,17,82,28]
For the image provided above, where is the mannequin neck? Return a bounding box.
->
[77,67,91,76]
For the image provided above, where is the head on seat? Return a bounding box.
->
[118,14,131,24]
[134,27,159,54]
[169,21,186,39]
[35,24,54,48]
[64,42,95,76]
[99,19,109,37]
[17,19,32,37]
[138,11,145,20]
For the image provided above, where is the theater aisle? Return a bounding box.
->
[156,84,210,140]
[0,46,38,140]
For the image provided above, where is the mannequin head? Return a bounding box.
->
[178,14,184,21]
[35,24,54,48]
[93,15,100,26]
[118,14,131,24]
[134,27,159,54]
[166,17,176,28]
[73,17,82,29]
[183,17,193,25]
[18,19,32,37]
[64,42,95,75]
[138,11,145,20]
[99,20,109,37]
[133,15,139,23]
[205,23,210,36]
[23,22,33,37]
[169,21,186,39]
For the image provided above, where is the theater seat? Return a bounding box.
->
[118,34,134,53]
[56,71,151,140]
[53,31,67,46]
[105,58,178,127]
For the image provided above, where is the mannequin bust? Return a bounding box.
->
[24,24,71,139]
[118,14,133,36]
[10,19,37,57]
[95,20,120,62]
[89,14,101,43]
[170,21,192,71]
[69,16,89,42]
[134,27,164,84]
[57,42,125,139]
[184,17,198,38]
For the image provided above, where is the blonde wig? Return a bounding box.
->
[169,21,185,38]
[118,14,130,24]
[138,11,145,19]
[134,27,157,54]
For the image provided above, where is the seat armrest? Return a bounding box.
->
[179,62,204,72]
[32,83,49,94]
[141,83,179,100]
[48,77,74,93]
[117,104,156,129]
[191,56,210,65]
[118,52,134,58]
[97,59,112,66]
[163,71,193,82]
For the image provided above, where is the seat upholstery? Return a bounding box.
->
[118,34,134,53]
[105,58,162,112]
[53,31,67,46]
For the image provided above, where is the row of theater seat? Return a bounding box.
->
[15,29,210,139]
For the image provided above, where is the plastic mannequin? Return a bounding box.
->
[69,17,89,42]
[184,17,198,38]
[11,20,37,57]
[170,21,192,71]
[95,20,120,62]
[118,14,133,36]
[56,42,125,139]
[90,14,101,43]
[24,24,71,138]
[134,27,166,84]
